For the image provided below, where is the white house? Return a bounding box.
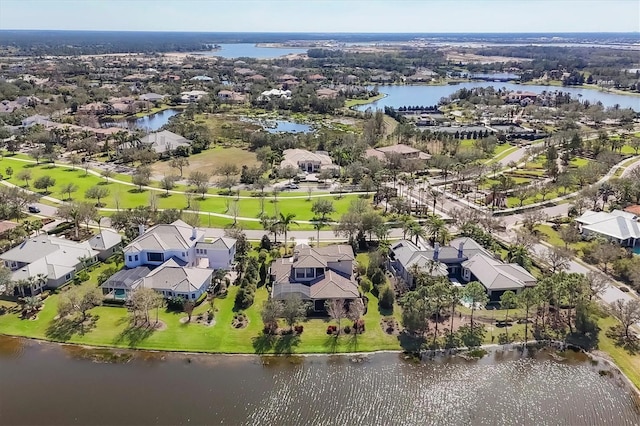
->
[280,148,339,173]
[88,229,123,261]
[0,235,99,294]
[576,210,640,247]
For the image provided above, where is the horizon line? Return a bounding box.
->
[1,29,639,35]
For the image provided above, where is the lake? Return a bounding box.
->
[241,117,313,133]
[357,83,640,111]
[0,336,638,426]
[192,43,307,59]
[104,108,181,132]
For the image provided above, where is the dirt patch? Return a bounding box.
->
[381,317,400,335]
[180,313,215,327]
[151,145,259,178]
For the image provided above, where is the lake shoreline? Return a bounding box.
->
[4,331,638,396]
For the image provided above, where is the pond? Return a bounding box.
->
[0,336,638,425]
[192,43,307,59]
[356,83,640,111]
[103,108,181,132]
[241,117,313,133]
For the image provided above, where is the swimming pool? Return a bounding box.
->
[633,245,640,255]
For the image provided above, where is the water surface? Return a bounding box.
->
[358,83,640,111]
[0,336,637,426]
[193,43,307,59]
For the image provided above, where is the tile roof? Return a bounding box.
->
[124,220,204,253]
[462,253,536,291]
[88,229,122,250]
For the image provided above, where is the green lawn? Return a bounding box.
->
[0,156,367,228]
[344,94,385,108]
[0,275,400,354]
[536,224,589,255]
[596,316,640,390]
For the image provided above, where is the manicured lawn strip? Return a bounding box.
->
[597,316,640,390]
[536,224,590,255]
[485,144,518,164]
[0,279,400,354]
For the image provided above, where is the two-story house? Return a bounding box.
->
[102,220,236,301]
[270,244,359,312]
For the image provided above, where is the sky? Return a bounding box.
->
[0,0,638,33]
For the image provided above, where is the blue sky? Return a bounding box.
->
[0,0,638,33]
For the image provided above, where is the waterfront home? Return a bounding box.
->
[270,244,359,312]
[388,238,488,287]
[461,253,537,301]
[575,210,640,248]
[123,220,235,270]
[138,130,191,156]
[88,229,123,261]
[101,258,213,301]
[259,89,291,101]
[280,148,339,174]
[0,235,98,294]
[101,220,235,300]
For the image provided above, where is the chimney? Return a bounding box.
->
[458,241,465,259]
[191,227,197,240]
[138,224,145,236]
[433,242,440,261]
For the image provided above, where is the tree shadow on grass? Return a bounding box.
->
[113,318,156,348]
[347,332,360,352]
[323,334,339,353]
[605,326,638,354]
[274,334,300,354]
[252,333,276,354]
[45,314,99,342]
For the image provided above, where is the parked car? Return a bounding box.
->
[284,183,299,190]
[28,205,41,213]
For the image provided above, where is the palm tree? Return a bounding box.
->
[463,281,488,328]
[425,215,446,245]
[448,286,461,337]
[408,222,426,245]
[276,213,298,253]
[312,217,329,247]
[506,244,531,270]
[518,288,538,344]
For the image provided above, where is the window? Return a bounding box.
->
[147,252,164,262]
[305,268,314,278]
[182,252,186,257]
[295,269,305,279]
[128,256,132,262]
[65,274,71,280]
[191,293,196,299]
[204,249,207,254]
[134,255,139,261]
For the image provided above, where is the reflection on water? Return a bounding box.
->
[0,336,637,426]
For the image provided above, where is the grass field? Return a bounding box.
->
[344,94,385,108]
[596,316,640,390]
[0,156,367,228]
[150,146,260,177]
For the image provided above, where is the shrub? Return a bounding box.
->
[354,319,365,333]
[234,287,255,309]
[369,268,385,286]
[359,277,373,294]
[260,235,272,251]
[379,285,395,311]
[294,325,304,334]
[344,325,351,334]
[326,325,337,334]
